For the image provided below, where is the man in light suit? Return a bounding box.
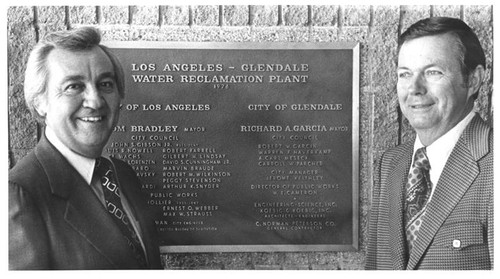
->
[365,17,493,270]
[9,27,162,269]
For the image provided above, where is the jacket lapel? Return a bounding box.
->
[387,142,413,269]
[35,135,140,268]
[406,114,490,269]
[110,158,161,268]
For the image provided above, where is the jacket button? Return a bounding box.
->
[452,239,461,248]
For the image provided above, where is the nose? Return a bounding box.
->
[82,85,105,109]
[407,74,426,95]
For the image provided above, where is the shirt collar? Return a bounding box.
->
[45,126,97,185]
[415,111,475,150]
[414,111,475,184]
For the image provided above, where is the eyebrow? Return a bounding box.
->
[98,72,116,80]
[60,72,116,83]
[397,63,445,71]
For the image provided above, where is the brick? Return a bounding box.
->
[157,26,223,41]
[311,5,337,26]
[311,263,341,270]
[132,6,159,26]
[251,252,282,266]
[343,5,371,26]
[252,5,278,26]
[369,5,399,89]
[164,253,211,269]
[400,5,431,33]
[338,252,365,270]
[282,264,310,270]
[36,6,66,26]
[223,5,249,26]
[101,6,128,25]
[254,265,281,270]
[37,6,67,39]
[464,5,493,123]
[432,5,461,18]
[274,27,310,42]
[249,26,310,42]
[369,6,401,151]
[100,28,132,41]
[283,5,308,26]
[280,252,310,266]
[7,6,38,160]
[308,252,342,266]
[162,6,189,26]
[8,86,38,150]
[218,27,253,42]
[309,27,339,42]
[206,252,254,270]
[193,5,219,26]
[68,6,97,25]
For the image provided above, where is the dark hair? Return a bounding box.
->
[398,17,485,88]
[24,27,125,123]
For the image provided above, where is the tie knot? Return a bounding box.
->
[95,157,112,176]
[413,147,430,171]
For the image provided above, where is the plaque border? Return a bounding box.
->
[106,41,360,253]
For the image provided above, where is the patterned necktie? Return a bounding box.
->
[404,147,432,252]
[94,157,147,267]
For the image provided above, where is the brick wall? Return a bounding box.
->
[7,5,493,270]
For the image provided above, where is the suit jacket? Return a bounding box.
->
[365,114,493,270]
[9,134,162,270]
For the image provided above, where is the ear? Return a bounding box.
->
[467,64,485,98]
[33,94,48,119]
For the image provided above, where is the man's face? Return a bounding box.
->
[397,33,476,142]
[38,47,122,158]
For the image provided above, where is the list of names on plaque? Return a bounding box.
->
[105,43,359,252]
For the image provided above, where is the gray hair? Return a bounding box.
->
[23,27,125,123]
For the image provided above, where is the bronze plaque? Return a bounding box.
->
[105,42,359,252]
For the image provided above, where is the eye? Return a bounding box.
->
[426,70,443,76]
[397,71,411,79]
[98,79,116,93]
[425,69,444,81]
[64,83,84,95]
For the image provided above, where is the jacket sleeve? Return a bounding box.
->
[364,152,385,270]
[487,187,493,268]
[9,182,51,270]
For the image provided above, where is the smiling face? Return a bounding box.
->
[36,47,122,158]
[397,33,477,145]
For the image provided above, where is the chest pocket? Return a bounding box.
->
[432,221,485,250]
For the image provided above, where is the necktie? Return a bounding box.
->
[404,147,432,252]
[94,157,147,267]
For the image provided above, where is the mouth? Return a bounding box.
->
[79,116,105,122]
[410,104,433,109]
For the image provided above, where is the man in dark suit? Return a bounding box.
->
[9,27,162,269]
[366,17,493,270]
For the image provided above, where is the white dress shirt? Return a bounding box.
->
[412,111,475,202]
[45,127,146,253]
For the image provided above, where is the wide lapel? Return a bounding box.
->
[406,115,489,269]
[387,142,413,269]
[35,135,140,268]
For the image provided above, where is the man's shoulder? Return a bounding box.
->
[8,147,53,199]
[380,141,413,164]
[9,149,43,184]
